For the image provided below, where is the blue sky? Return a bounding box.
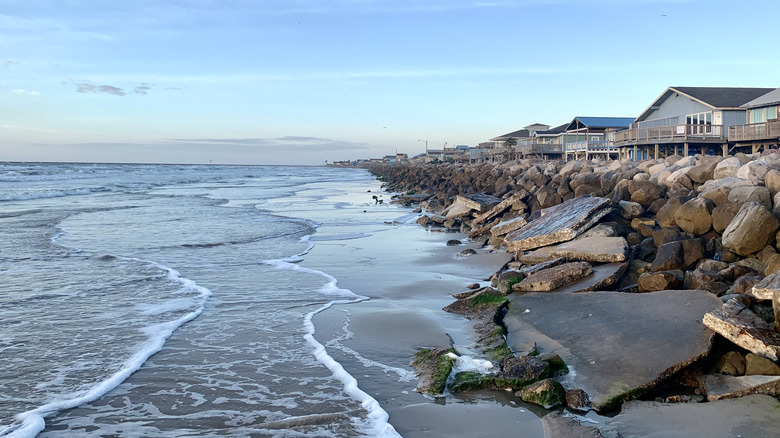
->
[1,0,778,165]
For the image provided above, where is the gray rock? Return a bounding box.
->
[713,157,742,179]
[746,353,780,376]
[674,197,713,235]
[505,290,720,411]
[618,200,643,219]
[455,193,503,212]
[498,355,549,388]
[722,202,779,256]
[701,374,780,401]
[505,196,611,252]
[728,185,772,209]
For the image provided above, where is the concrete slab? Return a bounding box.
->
[456,193,503,212]
[600,395,780,438]
[505,196,611,252]
[505,290,721,411]
[552,263,628,293]
[702,374,780,401]
[703,297,780,361]
[548,237,629,263]
[512,261,592,292]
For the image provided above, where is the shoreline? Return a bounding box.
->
[363,155,780,436]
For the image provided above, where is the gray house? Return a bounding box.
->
[729,88,780,152]
[615,86,774,159]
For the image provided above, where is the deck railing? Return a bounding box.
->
[728,119,780,142]
[565,140,617,153]
[614,124,725,146]
[518,142,563,155]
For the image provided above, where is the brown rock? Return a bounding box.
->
[709,351,746,376]
[628,180,666,207]
[565,388,592,412]
[656,196,692,229]
[674,197,713,235]
[681,238,706,269]
[765,168,780,196]
[728,186,772,210]
[745,353,780,375]
[650,241,683,272]
[638,270,684,292]
[727,275,764,295]
[700,186,731,207]
[722,202,780,256]
[513,261,593,292]
[684,269,726,291]
[711,203,742,234]
[653,227,686,247]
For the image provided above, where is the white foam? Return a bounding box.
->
[263,251,400,437]
[308,233,372,242]
[0,188,92,202]
[0,258,212,438]
[446,353,494,375]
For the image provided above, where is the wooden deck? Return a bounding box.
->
[729,119,780,142]
[565,141,620,160]
[614,124,725,147]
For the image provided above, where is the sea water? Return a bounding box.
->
[0,163,408,437]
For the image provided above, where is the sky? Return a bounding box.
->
[1,0,779,165]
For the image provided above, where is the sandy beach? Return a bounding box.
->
[297,217,555,436]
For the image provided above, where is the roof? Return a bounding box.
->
[742,87,780,109]
[491,129,531,141]
[636,86,775,122]
[534,123,568,136]
[565,117,634,131]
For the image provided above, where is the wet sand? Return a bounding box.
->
[299,219,550,436]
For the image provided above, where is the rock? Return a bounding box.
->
[688,159,720,184]
[632,237,657,263]
[674,197,713,235]
[505,196,611,252]
[722,202,780,256]
[700,185,731,207]
[516,258,567,277]
[638,270,684,292]
[458,248,477,256]
[709,351,746,376]
[628,180,665,207]
[684,269,727,294]
[505,289,721,411]
[681,238,705,269]
[410,348,456,395]
[513,261,593,292]
[446,239,462,246]
[750,271,780,300]
[713,157,742,179]
[765,168,780,196]
[579,223,618,239]
[650,241,683,272]
[655,196,692,228]
[496,355,549,389]
[601,395,780,438]
[490,216,528,237]
[698,176,753,196]
[496,270,525,294]
[703,297,780,361]
[565,388,592,412]
[443,287,508,317]
[550,262,628,293]
[455,193,503,212]
[541,412,603,438]
[701,374,780,401]
[735,159,769,185]
[519,378,566,409]
[471,191,527,227]
[745,353,780,376]
[630,217,656,238]
[727,274,763,296]
[618,200,643,219]
[727,185,772,209]
[711,203,742,234]
[547,236,629,263]
[443,202,473,220]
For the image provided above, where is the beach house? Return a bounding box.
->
[517,123,568,159]
[562,116,634,160]
[488,123,552,161]
[728,87,780,153]
[614,86,774,159]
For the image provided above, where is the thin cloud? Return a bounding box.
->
[3,59,19,68]
[168,137,371,151]
[10,89,42,96]
[76,83,126,96]
[134,84,151,95]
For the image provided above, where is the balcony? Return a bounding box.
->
[729,119,780,143]
[614,124,725,147]
[518,142,563,156]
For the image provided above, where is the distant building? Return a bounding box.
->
[729,87,780,152]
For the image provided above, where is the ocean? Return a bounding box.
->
[0,162,531,438]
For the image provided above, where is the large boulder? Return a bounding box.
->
[655,196,692,228]
[765,168,780,196]
[674,197,713,235]
[722,202,780,256]
[727,185,771,210]
[713,157,742,179]
[628,180,665,207]
[735,159,769,185]
[711,203,742,234]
